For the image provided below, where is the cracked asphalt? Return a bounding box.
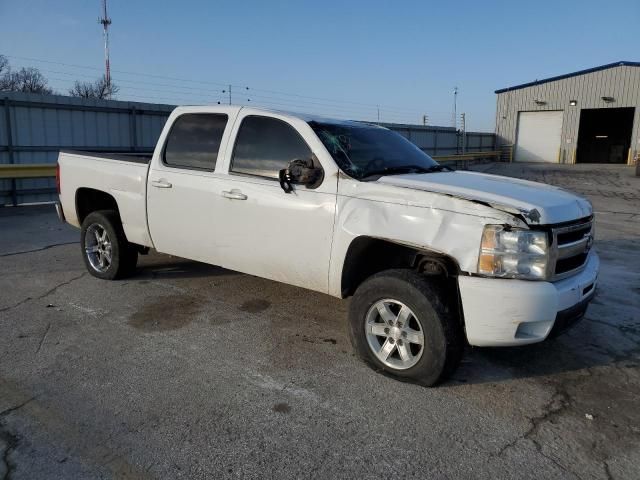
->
[1,163,639,479]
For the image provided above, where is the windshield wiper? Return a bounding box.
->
[422,164,452,172]
[361,164,450,180]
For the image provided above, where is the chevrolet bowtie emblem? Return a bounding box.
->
[584,234,594,253]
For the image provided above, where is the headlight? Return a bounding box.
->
[478,225,549,280]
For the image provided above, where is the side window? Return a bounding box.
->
[163,114,228,170]
[231,116,312,179]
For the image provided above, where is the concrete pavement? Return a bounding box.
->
[0,163,639,479]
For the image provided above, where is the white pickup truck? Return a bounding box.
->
[56,106,599,385]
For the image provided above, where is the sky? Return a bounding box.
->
[1,0,639,131]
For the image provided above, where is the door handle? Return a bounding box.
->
[151,179,172,188]
[222,190,248,200]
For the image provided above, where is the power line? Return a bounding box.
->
[51,77,446,124]
[4,53,459,126]
[3,54,450,116]
[49,81,414,123]
[46,76,222,100]
[47,75,454,124]
[230,83,434,114]
[35,68,227,95]
[48,78,456,124]
[5,54,235,87]
[48,76,430,123]
[42,68,443,119]
[45,81,209,105]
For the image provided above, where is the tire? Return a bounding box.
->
[80,210,138,280]
[349,269,463,386]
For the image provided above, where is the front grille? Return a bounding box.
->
[556,224,591,244]
[556,253,588,274]
[549,217,594,281]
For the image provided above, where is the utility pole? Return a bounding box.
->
[422,114,428,126]
[452,86,458,128]
[377,105,380,123]
[99,0,112,97]
[460,113,466,154]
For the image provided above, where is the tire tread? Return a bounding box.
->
[80,209,138,280]
[349,269,463,386]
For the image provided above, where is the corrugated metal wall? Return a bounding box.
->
[379,123,495,155]
[495,64,640,164]
[1,92,495,205]
[0,91,174,205]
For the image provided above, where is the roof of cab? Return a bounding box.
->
[171,105,383,128]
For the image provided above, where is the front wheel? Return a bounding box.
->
[349,269,463,386]
[80,210,138,280]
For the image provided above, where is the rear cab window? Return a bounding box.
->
[163,113,228,171]
[231,116,312,179]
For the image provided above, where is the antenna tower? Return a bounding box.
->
[99,0,112,92]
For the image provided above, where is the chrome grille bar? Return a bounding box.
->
[549,218,594,281]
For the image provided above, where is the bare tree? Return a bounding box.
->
[13,68,53,94]
[0,56,54,94]
[68,75,119,99]
[0,55,8,76]
[0,55,15,91]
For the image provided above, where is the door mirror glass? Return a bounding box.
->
[278,157,323,193]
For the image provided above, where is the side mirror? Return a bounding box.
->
[278,157,323,193]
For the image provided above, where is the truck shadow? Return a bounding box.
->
[445,333,626,387]
[127,239,638,388]
[135,255,235,280]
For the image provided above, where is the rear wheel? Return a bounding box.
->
[80,210,138,280]
[349,269,463,386]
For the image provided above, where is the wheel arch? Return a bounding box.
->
[340,236,460,298]
[75,188,120,225]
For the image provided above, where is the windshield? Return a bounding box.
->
[308,121,440,180]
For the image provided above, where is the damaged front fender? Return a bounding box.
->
[328,177,526,297]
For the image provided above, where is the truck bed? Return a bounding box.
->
[57,150,153,247]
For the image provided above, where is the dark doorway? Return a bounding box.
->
[576,107,634,163]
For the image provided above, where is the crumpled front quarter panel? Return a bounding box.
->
[328,177,525,297]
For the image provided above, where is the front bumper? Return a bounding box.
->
[458,252,599,347]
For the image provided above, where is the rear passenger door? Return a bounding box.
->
[147,112,231,264]
[216,113,337,293]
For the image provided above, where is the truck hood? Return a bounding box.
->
[376,170,592,225]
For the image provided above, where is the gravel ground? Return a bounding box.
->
[0,162,638,479]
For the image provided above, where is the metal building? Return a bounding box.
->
[495,61,640,165]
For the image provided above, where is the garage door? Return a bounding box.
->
[515,111,563,163]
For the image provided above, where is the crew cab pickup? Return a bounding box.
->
[56,106,599,385]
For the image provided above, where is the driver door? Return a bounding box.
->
[214,113,337,293]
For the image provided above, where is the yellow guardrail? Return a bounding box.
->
[1,151,504,180]
[433,151,501,162]
[0,164,56,179]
